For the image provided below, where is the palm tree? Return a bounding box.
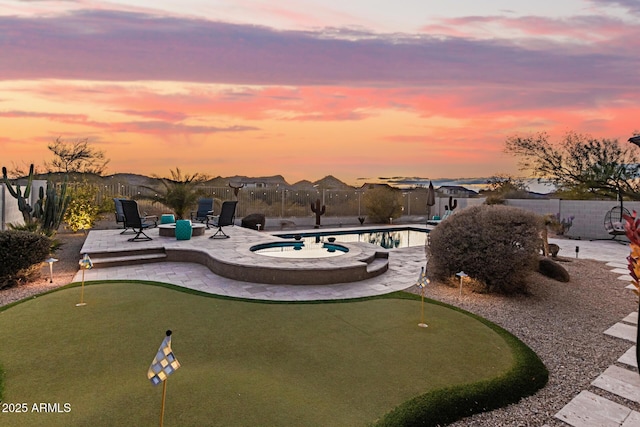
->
[138,168,207,219]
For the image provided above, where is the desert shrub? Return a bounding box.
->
[484,194,506,205]
[427,205,542,294]
[363,186,402,223]
[0,230,51,289]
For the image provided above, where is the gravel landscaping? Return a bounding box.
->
[1,221,638,426]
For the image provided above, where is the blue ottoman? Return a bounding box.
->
[160,214,175,224]
[175,220,192,240]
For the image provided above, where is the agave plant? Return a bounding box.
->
[623,210,640,373]
[138,168,207,220]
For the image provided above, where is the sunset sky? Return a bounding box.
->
[1,0,639,185]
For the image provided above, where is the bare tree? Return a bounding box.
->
[46,137,110,175]
[505,131,640,200]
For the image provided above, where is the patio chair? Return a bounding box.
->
[208,201,237,239]
[426,209,453,226]
[190,198,214,223]
[121,199,154,241]
[114,198,158,234]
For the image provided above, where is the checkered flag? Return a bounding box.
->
[148,330,181,386]
[79,253,93,269]
[416,266,429,289]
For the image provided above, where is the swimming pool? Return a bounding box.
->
[275,227,430,249]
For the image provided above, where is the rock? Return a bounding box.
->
[538,258,570,282]
[241,213,265,230]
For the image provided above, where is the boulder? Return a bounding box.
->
[241,213,266,231]
[538,258,570,282]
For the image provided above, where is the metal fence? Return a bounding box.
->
[94,184,432,218]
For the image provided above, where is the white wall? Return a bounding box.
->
[432,196,635,240]
[0,180,47,230]
[505,198,638,241]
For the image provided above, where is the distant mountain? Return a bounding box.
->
[104,173,159,187]
[49,172,555,195]
[313,175,353,190]
[290,180,316,190]
[205,175,289,187]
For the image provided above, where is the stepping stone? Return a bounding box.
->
[608,261,630,268]
[605,323,637,343]
[623,312,639,325]
[592,365,640,403]
[613,268,632,275]
[555,390,631,427]
[618,346,638,368]
[627,284,638,289]
[622,410,640,426]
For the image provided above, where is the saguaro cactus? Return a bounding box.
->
[445,196,458,212]
[310,198,326,229]
[2,164,35,223]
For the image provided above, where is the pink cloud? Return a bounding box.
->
[1,10,638,90]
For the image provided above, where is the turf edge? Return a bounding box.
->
[0,282,548,424]
[372,293,549,427]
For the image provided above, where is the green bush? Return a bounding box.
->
[64,182,101,232]
[427,205,542,294]
[0,230,51,289]
[363,186,403,223]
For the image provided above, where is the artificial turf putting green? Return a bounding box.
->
[0,282,516,426]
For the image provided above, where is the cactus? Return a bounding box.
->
[2,164,35,223]
[310,198,326,229]
[38,177,71,232]
[2,163,70,233]
[446,196,458,212]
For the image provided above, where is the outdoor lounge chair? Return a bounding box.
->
[190,198,214,223]
[604,205,630,242]
[208,201,237,239]
[121,199,154,241]
[114,198,157,234]
[426,210,453,226]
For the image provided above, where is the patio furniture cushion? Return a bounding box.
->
[175,220,193,240]
[160,214,175,224]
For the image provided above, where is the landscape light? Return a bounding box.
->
[456,271,468,297]
[45,257,58,283]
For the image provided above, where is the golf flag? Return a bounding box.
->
[416,266,429,289]
[79,253,93,269]
[148,330,181,386]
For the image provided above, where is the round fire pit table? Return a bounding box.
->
[158,223,207,237]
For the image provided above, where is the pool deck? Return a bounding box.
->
[76,223,630,301]
[76,224,419,300]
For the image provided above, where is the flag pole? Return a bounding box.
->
[159,379,167,427]
[149,330,179,427]
[76,254,92,306]
[79,269,85,304]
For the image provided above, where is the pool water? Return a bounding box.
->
[251,241,349,258]
[276,227,429,250]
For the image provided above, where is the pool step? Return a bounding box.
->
[366,251,389,274]
[84,248,167,269]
